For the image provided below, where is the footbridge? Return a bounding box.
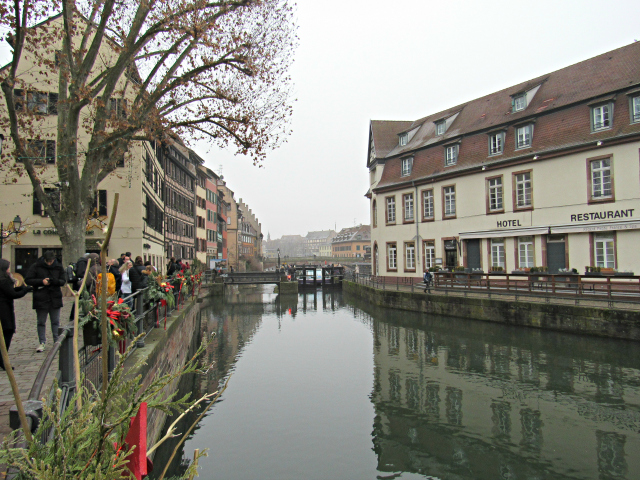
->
[222,272,288,285]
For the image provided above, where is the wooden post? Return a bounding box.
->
[100,193,119,400]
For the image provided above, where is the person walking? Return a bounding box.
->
[25,250,66,352]
[0,259,31,369]
[108,259,122,293]
[423,269,432,294]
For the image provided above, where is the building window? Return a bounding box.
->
[399,133,408,146]
[445,145,458,166]
[422,189,434,220]
[23,139,56,164]
[488,176,503,212]
[514,171,532,209]
[401,157,413,177]
[372,200,377,228]
[489,132,504,155]
[405,242,416,271]
[435,120,445,136]
[386,196,396,223]
[14,90,58,115]
[512,93,526,112]
[591,103,612,131]
[424,240,435,269]
[491,238,505,269]
[387,243,397,270]
[594,235,615,268]
[518,237,534,268]
[443,186,456,218]
[516,124,533,149]
[403,193,414,222]
[590,157,613,200]
[631,96,640,123]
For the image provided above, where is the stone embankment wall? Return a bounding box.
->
[344,281,640,341]
[124,297,204,453]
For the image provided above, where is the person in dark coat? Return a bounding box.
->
[24,250,66,352]
[108,259,122,293]
[0,259,31,369]
[129,256,148,293]
[167,257,177,276]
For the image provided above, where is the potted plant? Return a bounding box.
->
[510,268,529,276]
[585,266,602,276]
[528,266,548,284]
[79,291,136,347]
[556,267,579,287]
[489,266,504,275]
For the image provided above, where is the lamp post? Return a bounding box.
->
[0,215,22,260]
[277,248,280,270]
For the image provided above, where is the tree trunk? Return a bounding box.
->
[59,215,87,267]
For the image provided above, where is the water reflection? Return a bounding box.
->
[350,296,640,480]
[153,288,640,480]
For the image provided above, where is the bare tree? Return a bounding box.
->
[0,0,296,264]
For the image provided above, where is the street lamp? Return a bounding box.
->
[1,215,23,260]
[277,248,280,270]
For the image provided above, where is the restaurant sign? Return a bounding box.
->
[570,209,634,222]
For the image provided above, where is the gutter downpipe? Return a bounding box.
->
[413,181,420,277]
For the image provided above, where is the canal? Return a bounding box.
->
[152,286,640,479]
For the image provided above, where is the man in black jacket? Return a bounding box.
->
[25,250,66,352]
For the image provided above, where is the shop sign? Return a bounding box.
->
[570,209,634,222]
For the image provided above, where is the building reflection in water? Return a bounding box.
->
[353,296,640,480]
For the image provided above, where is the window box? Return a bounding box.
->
[614,271,634,277]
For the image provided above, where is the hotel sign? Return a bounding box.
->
[570,209,634,222]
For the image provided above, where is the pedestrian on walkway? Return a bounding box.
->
[423,269,432,294]
[0,259,31,369]
[25,250,66,352]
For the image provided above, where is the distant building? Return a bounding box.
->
[332,225,371,258]
[305,230,336,257]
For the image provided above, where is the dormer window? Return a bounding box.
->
[513,93,526,112]
[435,120,446,136]
[591,103,613,131]
[401,157,413,177]
[445,144,458,166]
[631,96,640,123]
[399,133,408,146]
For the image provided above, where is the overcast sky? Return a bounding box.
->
[199,0,639,239]
[3,1,639,239]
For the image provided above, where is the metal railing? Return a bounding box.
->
[13,274,198,441]
[347,271,640,307]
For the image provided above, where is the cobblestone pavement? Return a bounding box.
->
[0,293,73,439]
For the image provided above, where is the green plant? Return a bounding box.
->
[0,337,218,479]
[490,266,504,272]
[146,272,176,309]
[77,291,137,347]
[453,266,465,272]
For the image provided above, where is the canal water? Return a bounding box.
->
[152,286,640,479]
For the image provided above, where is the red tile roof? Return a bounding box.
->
[372,42,640,191]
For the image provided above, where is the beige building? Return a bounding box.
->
[305,230,336,257]
[0,14,167,272]
[368,42,640,278]
[195,165,208,266]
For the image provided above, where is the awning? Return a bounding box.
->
[550,220,640,234]
[459,226,550,240]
